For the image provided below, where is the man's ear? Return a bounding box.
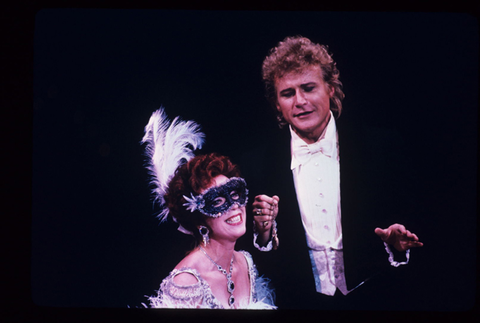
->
[327,84,335,98]
[275,103,285,120]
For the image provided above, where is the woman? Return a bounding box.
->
[141,108,276,309]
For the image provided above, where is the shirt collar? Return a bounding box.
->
[290,111,338,170]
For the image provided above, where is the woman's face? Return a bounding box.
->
[203,175,247,243]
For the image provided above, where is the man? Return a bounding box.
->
[241,36,423,310]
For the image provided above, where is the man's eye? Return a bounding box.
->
[280,90,294,98]
[230,191,240,200]
[212,197,226,207]
[304,86,314,92]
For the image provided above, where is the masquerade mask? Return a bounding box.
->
[183,177,249,217]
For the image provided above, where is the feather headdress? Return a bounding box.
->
[141,107,205,223]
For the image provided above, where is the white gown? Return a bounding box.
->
[148,250,276,309]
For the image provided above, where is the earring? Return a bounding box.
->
[199,225,209,245]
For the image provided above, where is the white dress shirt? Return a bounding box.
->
[290,112,348,296]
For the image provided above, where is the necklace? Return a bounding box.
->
[199,246,235,307]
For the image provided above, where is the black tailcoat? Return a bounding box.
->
[237,116,418,310]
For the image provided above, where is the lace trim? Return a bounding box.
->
[149,267,222,308]
[164,269,202,300]
[383,242,410,267]
[253,233,273,252]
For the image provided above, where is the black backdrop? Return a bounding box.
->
[10,6,478,322]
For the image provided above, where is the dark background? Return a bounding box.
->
[5,5,478,322]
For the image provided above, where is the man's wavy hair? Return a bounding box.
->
[164,153,241,245]
[262,35,345,128]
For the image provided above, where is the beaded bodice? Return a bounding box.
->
[148,250,275,309]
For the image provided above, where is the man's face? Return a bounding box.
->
[275,65,334,144]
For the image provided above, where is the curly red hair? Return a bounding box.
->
[164,153,241,244]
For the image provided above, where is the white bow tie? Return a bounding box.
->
[293,139,334,165]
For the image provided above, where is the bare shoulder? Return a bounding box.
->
[171,249,204,286]
[173,271,199,286]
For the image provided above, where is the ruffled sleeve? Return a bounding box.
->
[148,268,221,309]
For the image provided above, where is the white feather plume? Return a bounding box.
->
[141,107,205,222]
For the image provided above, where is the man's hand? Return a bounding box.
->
[252,194,279,246]
[375,223,423,252]
[252,194,279,233]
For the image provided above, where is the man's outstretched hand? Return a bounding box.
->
[375,223,423,252]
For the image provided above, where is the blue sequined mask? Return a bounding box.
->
[183,177,249,217]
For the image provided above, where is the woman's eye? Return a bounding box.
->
[230,191,240,200]
[212,197,226,207]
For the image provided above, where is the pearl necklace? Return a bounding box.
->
[199,246,235,308]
